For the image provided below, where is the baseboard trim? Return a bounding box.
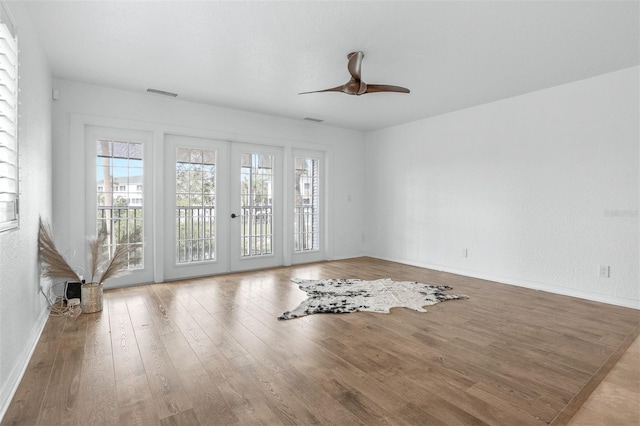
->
[367,254,640,310]
[329,253,367,262]
[0,308,49,423]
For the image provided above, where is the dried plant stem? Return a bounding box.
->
[98,243,131,282]
[87,233,132,284]
[88,233,107,283]
[39,217,131,286]
[38,218,81,282]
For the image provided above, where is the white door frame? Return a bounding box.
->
[84,125,155,287]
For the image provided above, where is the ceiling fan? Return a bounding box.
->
[299,51,410,96]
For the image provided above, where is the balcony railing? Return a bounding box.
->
[240,205,272,257]
[97,203,318,265]
[97,206,143,268]
[294,205,317,252]
[176,206,216,263]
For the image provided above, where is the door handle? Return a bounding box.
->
[231,213,238,218]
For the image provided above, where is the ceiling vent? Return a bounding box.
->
[303,117,323,123]
[146,88,178,97]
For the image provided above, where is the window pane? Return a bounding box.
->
[176,147,217,263]
[294,157,319,252]
[96,138,144,269]
[240,152,274,257]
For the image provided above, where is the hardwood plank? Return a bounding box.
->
[134,326,193,420]
[273,366,366,425]
[228,353,321,425]
[183,301,248,360]
[126,291,157,331]
[115,374,159,425]
[177,369,239,425]
[109,311,146,381]
[35,343,84,426]
[159,408,200,426]
[8,315,85,426]
[1,339,62,426]
[83,299,111,353]
[213,367,284,425]
[158,315,238,425]
[567,334,640,426]
[76,353,119,425]
[139,286,178,336]
[551,325,640,426]
[159,331,205,374]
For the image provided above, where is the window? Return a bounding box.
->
[0,7,17,232]
[240,153,274,257]
[176,147,217,263]
[96,139,144,268]
[294,157,319,252]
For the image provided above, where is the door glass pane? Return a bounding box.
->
[176,147,217,263]
[96,139,143,269]
[294,157,319,252]
[240,152,273,257]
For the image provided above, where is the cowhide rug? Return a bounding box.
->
[278,278,467,320]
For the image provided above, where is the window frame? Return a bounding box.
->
[84,125,155,288]
[174,145,219,265]
[290,148,326,264]
[96,138,145,270]
[293,156,320,253]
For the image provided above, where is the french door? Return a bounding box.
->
[164,136,283,280]
[229,143,283,272]
[163,135,230,280]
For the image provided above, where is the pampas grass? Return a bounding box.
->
[87,232,107,283]
[38,218,81,282]
[96,243,131,282]
[39,217,132,285]
[88,233,132,284]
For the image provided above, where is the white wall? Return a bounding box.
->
[365,67,639,308]
[51,79,366,280]
[0,1,52,419]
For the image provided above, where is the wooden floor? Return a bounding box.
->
[568,335,640,425]
[3,257,639,426]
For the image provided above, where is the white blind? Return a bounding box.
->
[0,8,17,232]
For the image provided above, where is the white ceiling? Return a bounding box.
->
[21,1,639,132]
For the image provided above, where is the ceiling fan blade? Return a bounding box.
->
[364,84,410,94]
[298,84,345,95]
[300,51,409,96]
[347,51,363,81]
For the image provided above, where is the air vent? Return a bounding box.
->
[303,117,323,123]
[147,88,178,97]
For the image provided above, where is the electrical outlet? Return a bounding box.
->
[599,265,610,278]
